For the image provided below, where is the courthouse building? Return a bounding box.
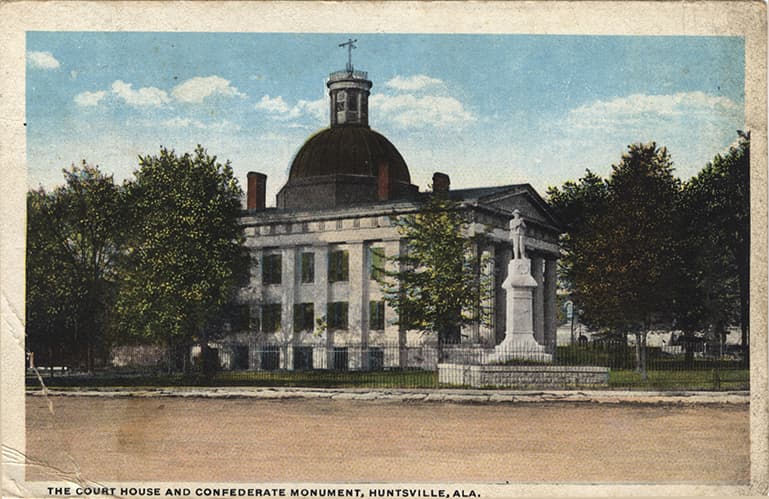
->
[217,63,562,371]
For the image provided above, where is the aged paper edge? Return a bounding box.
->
[0,1,766,497]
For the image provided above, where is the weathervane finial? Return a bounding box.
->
[338,38,358,73]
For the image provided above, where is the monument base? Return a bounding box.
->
[487,335,553,363]
[438,363,609,388]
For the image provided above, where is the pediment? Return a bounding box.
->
[477,186,561,230]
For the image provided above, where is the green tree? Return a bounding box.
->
[547,170,609,302]
[27,188,76,371]
[115,146,246,374]
[381,194,491,351]
[674,133,749,363]
[549,143,681,378]
[26,163,124,372]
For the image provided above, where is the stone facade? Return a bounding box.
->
[230,186,561,371]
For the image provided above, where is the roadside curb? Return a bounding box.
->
[25,387,750,405]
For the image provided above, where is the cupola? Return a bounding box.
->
[275,40,418,210]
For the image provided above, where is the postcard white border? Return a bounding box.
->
[1,1,766,496]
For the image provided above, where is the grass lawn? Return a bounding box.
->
[27,369,439,389]
[27,367,748,391]
[212,369,437,388]
[608,369,749,390]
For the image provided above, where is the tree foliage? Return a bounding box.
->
[26,163,124,371]
[549,143,681,377]
[673,134,749,361]
[381,194,490,345]
[550,135,750,370]
[114,146,246,371]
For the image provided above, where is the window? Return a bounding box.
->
[369,247,385,281]
[230,304,251,332]
[369,301,385,330]
[332,347,349,371]
[233,345,249,370]
[262,303,282,333]
[327,302,348,329]
[328,250,349,282]
[262,254,282,285]
[293,303,315,332]
[260,345,279,371]
[293,346,314,370]
[301,252,315,283]
[368,347,384,371]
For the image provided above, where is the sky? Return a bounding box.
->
[26,32,744,205]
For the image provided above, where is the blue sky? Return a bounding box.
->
[26,32,744,205]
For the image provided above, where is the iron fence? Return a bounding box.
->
[27,340,749,391]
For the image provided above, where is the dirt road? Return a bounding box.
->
[26,396,749,483]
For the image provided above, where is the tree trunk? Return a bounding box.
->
[167,339,173,375]
[639,331,648,381]
[87,342,94,374]
[201,327,215,380]
[634,332,642,374]
[182,340,190,374]
[683,330,695,369]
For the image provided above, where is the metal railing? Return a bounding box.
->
[27,340,749,391]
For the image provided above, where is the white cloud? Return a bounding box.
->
[171,75,245,103]
[162,116,240,131]
[255,95,326,122]
[566,92,741,131]
[292,99,326,121]
[385,74,444,92]
[74,90,107,107]
[163,117,198,128]
[111,80,170,107]
[255,95,291,114]
[370,93,475,128]
[27,51,60,69]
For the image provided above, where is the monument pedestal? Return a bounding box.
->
[488,257,552,363]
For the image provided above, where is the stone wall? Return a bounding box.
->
[110,344,166,368]
[438,363,609,389]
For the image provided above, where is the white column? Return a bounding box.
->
[461,241,480,343]
[314,244,329,369]
[544,258,558,352]
[495,245,512,345]
[348,241,365,370]
[532,256,545,345]
[382,240,402,367]
[281,247,296,369]
[248,247,263,369]
[479,245,496,346]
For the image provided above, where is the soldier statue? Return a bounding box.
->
[510,209,526,260]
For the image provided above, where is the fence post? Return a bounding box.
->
[712,368,721,390]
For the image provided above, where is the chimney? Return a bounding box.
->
[432,172,450,194]
[377,161,391,201]
[247,172,267,210]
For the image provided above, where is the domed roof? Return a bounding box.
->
[287,127,411,183]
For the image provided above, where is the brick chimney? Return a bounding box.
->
[247,172,267,210]
[377,161,391,201]
[432,172,450,194]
